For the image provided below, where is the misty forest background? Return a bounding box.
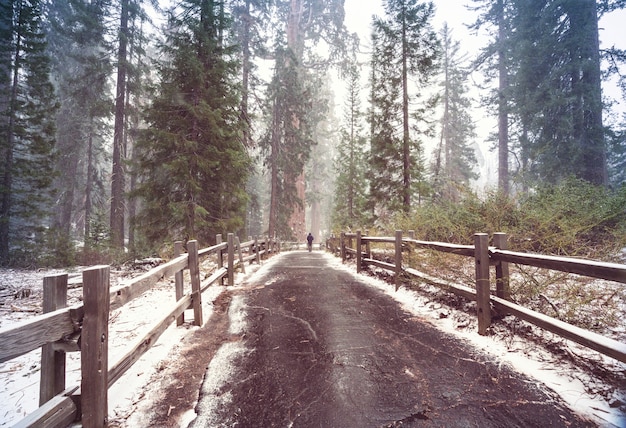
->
[1,0,626,268]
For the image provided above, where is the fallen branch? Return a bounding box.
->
[10,304,40,313]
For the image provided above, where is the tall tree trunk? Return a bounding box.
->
[54,135,78,236]
[84,122,94,250]
[126,18,142,252]
[497,0,509,195]
[311,198,321,240]
[110,0,129,249]
[241,0,251,148]
[0,1,19,261]
[568,0,606,185]
[348,113,355,220]
[268,101,280,239]
[401,8,411,212]
[286,0,306,241]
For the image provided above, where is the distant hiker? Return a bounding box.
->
[306,232,314,252]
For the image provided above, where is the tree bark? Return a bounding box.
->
[110,0,129,249]
[497,0,509,196]
[0,1,19,261]
[568,0,606,186]
[286,0,306,240]
[401,4,411,212]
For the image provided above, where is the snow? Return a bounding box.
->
[1,251,625,427]
[0,265,231,427]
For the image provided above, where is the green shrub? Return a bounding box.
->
[516,178,626,258]
[391,180,626,334]
[395,179,625,260]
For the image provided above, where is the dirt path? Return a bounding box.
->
[187,251,594,427]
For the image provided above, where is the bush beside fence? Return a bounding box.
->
[330,230,626,364]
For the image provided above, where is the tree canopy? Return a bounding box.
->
[0,0,624,265]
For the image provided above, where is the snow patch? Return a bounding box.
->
[228,294,247,335]
[186,341,247,427]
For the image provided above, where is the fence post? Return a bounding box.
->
[81,265,110,428]
[174,241,185,326]
[340,232,346,262]
[40,273,68,406]
[235,236,245,274]
[395,230,402,291]
[255,236,261,264]
[188,240,203,326]
[217,234,226,285]
[493,232,510,300]
[228,233,235,286]
[474,233,491,335]
[356,230,362,273]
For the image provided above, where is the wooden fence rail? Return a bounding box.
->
[0,234,278,428]
[331,230,626,364]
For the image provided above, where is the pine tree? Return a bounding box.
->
[230,0,269,149]
[110,0,131,249]
[132,0,250,246]
[333,65,368,230]
[306,72,337,239]
[263,0,351,240]
[368,1,438,219]
[0,0,58,264]
[431,24,478,201]
[261,42,315,240]
[469,0,514,194]
[473,0,608,188]
[375,0,439,213]
[368,24,404,218]
[46,0,112,254]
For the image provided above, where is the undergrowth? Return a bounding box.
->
[384,179,626,337]
[395,178,626,260]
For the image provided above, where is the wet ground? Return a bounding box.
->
[188,251,594,427]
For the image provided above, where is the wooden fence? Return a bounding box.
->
[330,230,626,364]
[0,234,278,428]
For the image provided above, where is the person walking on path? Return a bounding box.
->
[306,232,314,252]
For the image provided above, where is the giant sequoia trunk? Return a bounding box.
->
[286,0,306,241]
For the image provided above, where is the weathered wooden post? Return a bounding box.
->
[395,230,402,291]
[227,233,235,286]
[340,232,346,262]
[40,273,68,405]
[81,265,110,428]
[188,240,203,326]
[255,236,261,264]
[407,230,415,268]
[365,230,371,259]
[493,232,510,300]
[174,241,185,326]
[216,234,225,285]
[347,234,353,257]
[474,233,491,335]
[356,230,362,273]
[235,236,245,274]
